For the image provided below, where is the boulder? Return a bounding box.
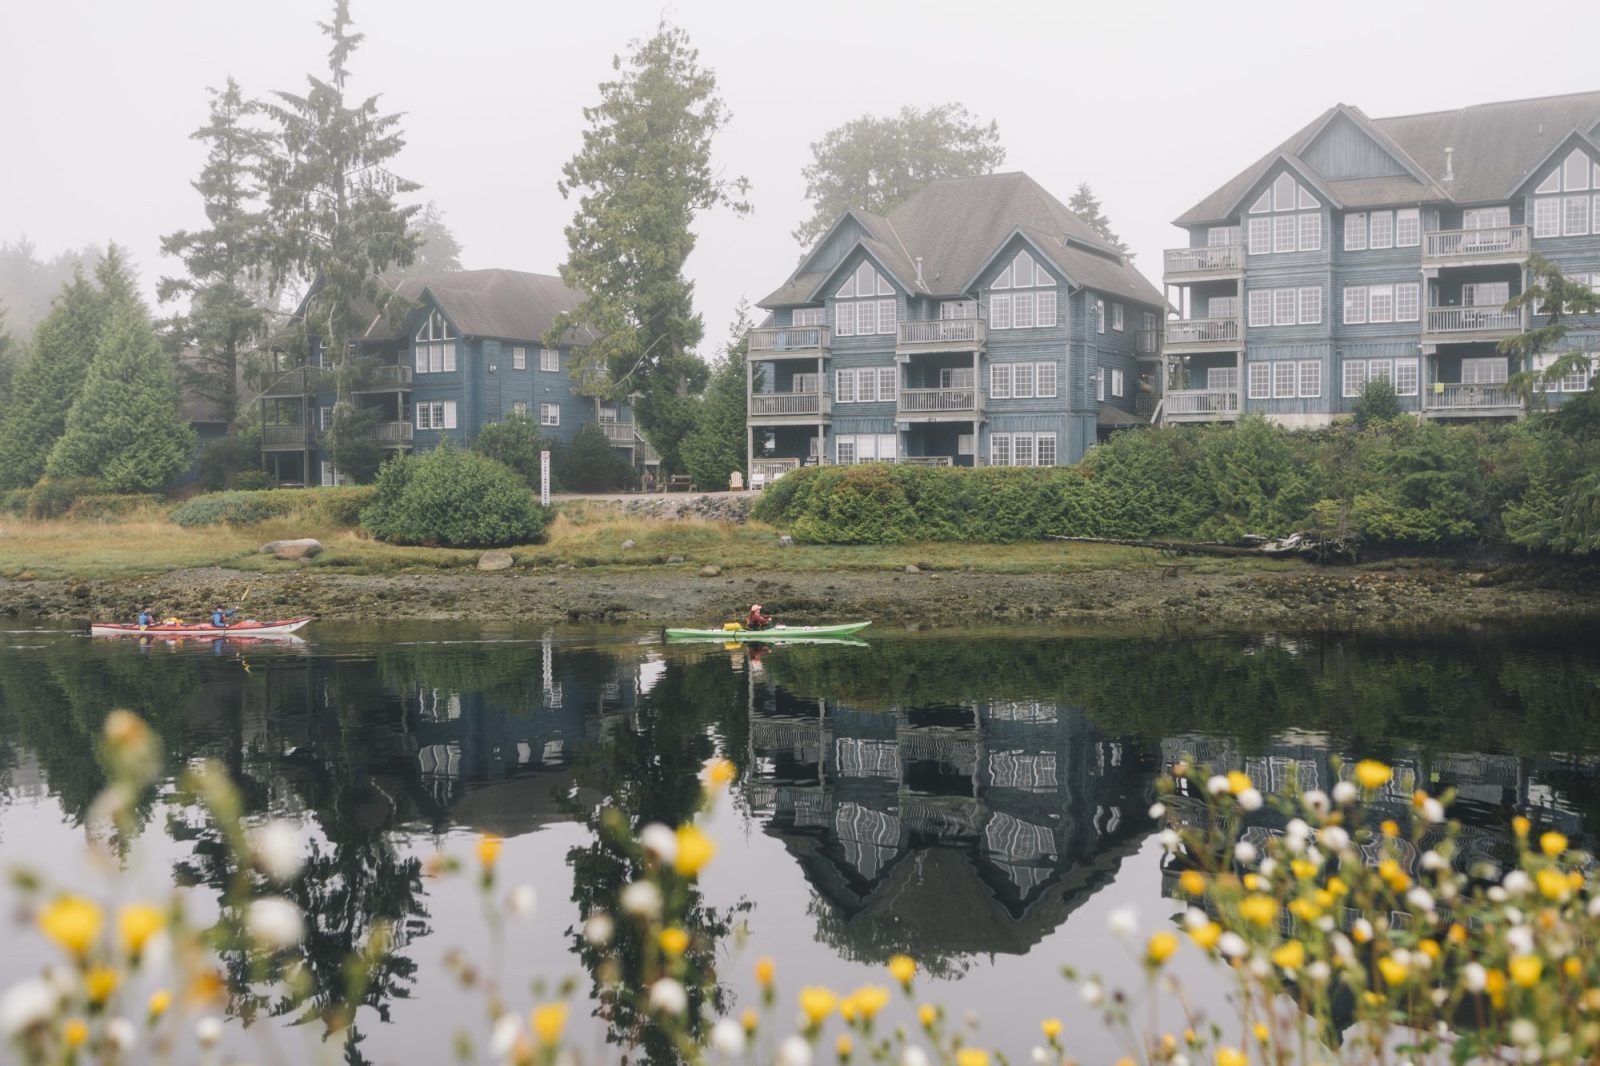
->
[904,564,922,574]
[477,551,515,571]
[699,565,723,577]
[777,535,795,548]
[259,538,322,560]
[620,539,636,550]
[666,554,686,564]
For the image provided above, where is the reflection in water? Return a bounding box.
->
[3,626,1600,1059]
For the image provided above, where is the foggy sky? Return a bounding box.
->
[6,0,1600,354]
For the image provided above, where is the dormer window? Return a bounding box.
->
[833,261,897,337]
[1534,147,1600,238]
[414,309,457,373]
[416,309,455,342]
[1246,174,1321,255]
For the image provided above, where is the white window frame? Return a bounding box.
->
[1344,286,1368,325]
[1111,368,1125,396]
[878,367,897,402]
[1035,289,1057,327]
[1342,360,1366,398]
[989,433,1011,467]
[1298,360,1321,399]
[1368,210,1394,249]
[940,299,976,320]
[1013,362,1035,399]
[1013,291,1035,330]
[1368,285,1394,324]
[836,438,856,464]
[855,367,878,404]
[1273,288,1296,326]
[1566,149,1592,191]
[1298,213,1321,251]
[1344,212,1367,251]
[1274,214,1297,253]
[834,301,856,337]
[1248,217,1272,255]
[513,346,527,370]
[1036,361,1058,398]
[539,403,559,427]
[1395,208,1420,247]
[1206,367,1238,390]
[1565,195,1591,237]
[1096,299,1106,334]
[540,348,559,372]
[1298,286,1322,325]
[1013,433,1035,467]
[1248,290,1271,328]
[793,307,825,327]
[1535,197,1561,239]
[1097,371,1105,401]
[854,301,876,337]
[1396,283,1420,323]
[877,298,897,335]
[990,293,1013,330]
[511,400,528,417]
[1462,357,1508,385]
[990,363,1011,399]
[1273,361,1297,399]
[1112,303,1125,331]
[1248,362,1271,399]
[1036,433,1057,466]
[1393,359,1419,396]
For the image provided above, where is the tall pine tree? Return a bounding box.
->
[0,305,14,416]
[259,0,417,464]
[159,77,272,430]
[46,301,195,492]
[548,22,747,471]
[1068,183,1133,260]
[680,302,754,491]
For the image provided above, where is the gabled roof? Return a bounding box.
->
[1504,127,1600,197]
[762,172,1163,310]
[1175,91,1600,225]
[363,269,592,344]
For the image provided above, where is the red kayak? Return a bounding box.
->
[90,617,314,638]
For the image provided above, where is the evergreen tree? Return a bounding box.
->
[681,302,753,491]
[259,0,418,463]
[471,411,557,488]
[0,306,14,415]
[556,422,637,492]
[159,78,272,430]
[45,301,195,492]
[548,22,747,470]
[396,201,463,276]
[1067,183,1134,260]
[319,401,382,483]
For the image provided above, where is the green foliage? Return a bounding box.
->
[24,478,107,519]
[794,104,1005,246]
[1197,417,1322,538]
[548,22,747,458]
[45,301,196,492]
[314,485,374,527]
[1066,183,1133,259]
[361,446,551,548]
[66,494,163,521]
[681,303,752,491]
[319,402,382,484]
[194,431,263,491]
[1352,376,1404,426]
[168,491,293,527]
[232,469,272,491]
[471,413,562,489]
[557,422,638,492]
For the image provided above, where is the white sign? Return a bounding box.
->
[540,450,551,507]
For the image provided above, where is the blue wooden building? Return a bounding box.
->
[260,269,657,485]
[1162,91,1600,426]
[747,173,1165,478]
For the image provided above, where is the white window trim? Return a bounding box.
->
[1036,361,1058,398]
[539,403,560,427]
[1298,286,1322,325]
[989,363,1011,399]
[513,346,527,370]
[1298,360,1321,399]
[1248,290,1271,328]
[540,348,559,372]
[1112,303,1125,331]
[1111,368,1125,397]
[1247,362,1271,400]
[1344,212,1367,251]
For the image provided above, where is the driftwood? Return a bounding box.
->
[1048,532,1361,564]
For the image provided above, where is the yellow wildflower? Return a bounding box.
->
[1351,922,1372,944]
[1570,870,1586,891]
[956,1049,990,1066]
[1191,921,1222,950]
[1179,870,1207,897]
[148,989,172,1017]
[1377,955,1410,986]
[63,1019,89,1048]
[1485,968,1507,1008]
[1227,771,1252,795]
[477,834,502,868]
[918,1003,938,1028]
[1541,831,1569,856]
[1290,859,1318,880]
[1239,894,1277,928]
[1243,873,1262,891]
[658,927,689,956]
[1537,867,1570,901]
[703,758,736,788]
[1418,939,1441,961]
[530,1002,567,1048]
[1041,1018,1063,1041]
[674,824,716,877]
[1447,923,1467,945]
[1513,816,1531,838]
[851,985,890,1019]
[1216,1047,1247,1066]
[1326,876,1349,897]
[1252,1022,1269,1042]
[1566,957,1583,979]
[839,995,858,1023]
[1147,931,1179,965]
[755,956,775,987]
[1288,898,1322,922]
[85,965,119,1004]
[1380,820,1400,839]
[741,1008,759,1032]
[887,954,916,984]
[186,969,224,1005]
[1354,761,1392,790]
[1510,955,1543,988]
[799,986,838,1026]
[39,895,103,958]
[1270,940,1305,972]
[837,1034,854,1058]
[118,903,164,957]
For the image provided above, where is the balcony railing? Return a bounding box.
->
[264,368,319,396]
[1164,318,1242,347]
[262,424,310,446]
[1423,226,1530,263]
[747,326,831,357]
[1163,389,1240,419]
[751,458,802,484]
[356,364,413,390]
[897,319,986,351]
[749,392,828,417]
[1426,383,1521,412]
[898,386,978,414]
[1135,329,1161,355]
[599,420,637,444]
[372,421,414,444]
[897,456,953,466]
[1163,245,1245,276]
[1424,307,1523,335]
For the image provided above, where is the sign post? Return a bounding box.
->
[540,450,551,507]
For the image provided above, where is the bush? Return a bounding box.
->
[1,488,30,516]
[361,447,551,548]
[317,486,376,528]
[68,494,162,521]
[195,434,264,491]
[554,422,638,493]
[232,469,272,492]
[168,491,294,528]
[1353,376,1405,426]
[26,477,108,520]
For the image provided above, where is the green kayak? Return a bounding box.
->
[664,621,872,642]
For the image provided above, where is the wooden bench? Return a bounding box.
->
[666,475,696,493]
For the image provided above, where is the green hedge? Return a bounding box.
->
[68,494,163,521]
[361,447,551,548]
[169,492,295,528]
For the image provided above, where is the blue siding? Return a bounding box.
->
[1301,113,1408,180]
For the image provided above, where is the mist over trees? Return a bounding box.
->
[0,240,107,347]
[1068,183,1134,260]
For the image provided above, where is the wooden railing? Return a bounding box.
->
[897,319,986,349]
[599,420,636,443]
[749,392,827,417]
[897,456,953,466]
[264,368,319,396]
[372,421,414,444]
[358,364,413,390]
[1163,389,1240,417]
[747,326,830,355]
[1165,318,1241,346]
[1163,245,1245,275]
[1135,393,1157,417]
[898,386,978,413]
[1424,307,1523,334]
[1135,329,1161,355]
[751,458,801,482]
[1423,225,1530,262]
[1427,383,1519,410]
[262,424,310,446]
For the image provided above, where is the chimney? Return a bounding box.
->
[914,256,926,288]
[1443,147,1454,182]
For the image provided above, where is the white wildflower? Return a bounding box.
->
[196,1017,224,1048]
[1302,790,1330,817]
[1173,1055,1190,1066]
[1079,979,1104,1006]
[1421,850,1446,872]
[1234,841,1257,864]
[1306,960,1331,984]
[1353,918,1374,943]
[709,1018,746,1056]
[1332,781,1359,806]
[1184,907,1209,931]
[107,1017,136,1051]
[1332,933,1354,963]
[0,978,57,1038]
[1464,963,1487,992]
[900,1048,931,1066]
[1284,819,1310,853]
[1031,1048,1049,1064]
[1207,775,1231,796]
[583,913,614,946]
[1506,926,1535,957]
[246,896,304,950]
[1588,895,1600,919]
[1488,886,1509,903]
[779,1035,813,1066]
[620,881,663,919]
[490,1014,523,1058]
[507,884,537,919]
[43,967,75,1000]
[648,978,687,1016]
[1506,906,1525,926]
[1248,955,1270,979]
[1422,797,1445,824]
[639,823,678,865]
[1149,802,1167,819]
[1107,905,1139,938]
[1159,829,1180,853]
[1406,887,1436,913]
[1510,1019,1538,1046]
[1319,825,1350,852]
[1258,857,1278,878]
[1219,932,1247,958]
[1315,916,1335,932]
[1503,870,1533,896]
[1430,988,1448,1007]
[252,820,306,883]
[1237,788,1263,812]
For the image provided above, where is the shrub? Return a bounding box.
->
[1353,375,1405,426]
[68,494,162,521]
[554,422,638,493]
[232,469,272,492]
[1,488,30,516]
[361,447,551,548]
[316,486,376,528]
[26,477,108,519]
[195,434,264,491]
[168,491,294,528]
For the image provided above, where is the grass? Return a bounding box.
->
[0,492,1297,582]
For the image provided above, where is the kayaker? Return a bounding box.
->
[211,606,229,629]
[136,607,153,628]
[745,604,773,631]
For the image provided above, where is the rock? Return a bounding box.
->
[620,539,636,550]
[666,554,685,564]
[915,561,933,571]
[904,564,922,574]
[259,538,322,560]
[699,565,722,577]
[777,535,795,548]
[477,551,514,571]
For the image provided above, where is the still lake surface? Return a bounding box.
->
[3,621,1600,1063]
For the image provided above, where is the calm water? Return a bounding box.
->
[4,622,1600,1063]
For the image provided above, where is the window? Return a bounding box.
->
[513,346,526,370]
[835,369,856,404]
[1036,290,1057,327]
[836,439,855,464]
[1344,212,1368,251]
[1393,360,1419,396]
[1013,434,1035,467]
[1368,285,1394,324]
[1248,290,1271,327]
[990,294,1013,330]
[1097,371,1105,401]
[1344,287,1368,325]
[990,364,1011,399]
[511,400,528,416]
[1248,362,1271,399]
[1368,359,1394,385]
[1142,312,1157,332]
[1566,148,1592,191]
[878,367,897,403]
[1096,299,1106,333]
[793,307,825,327]
[941,300,976,320]
[1298,361,1321,398]
[1210,296,1239,319]
[539,403,559,426]
[1463,282,1509,307]
[1464,206,1511,230]
[540,348,559,372]
[1535,197,1561,238]
[417,309,455,342]
[1273,361,1297,399]
[1013,291,1035,329]
[1342,360,1365,398]
[1208,226,1240,246]
[1395,208,1420,247]
[1462,358,1508,385]
[1111,368,1125,397]
[1368,210,1394,249]
[856,368,878,404]
[1274,214,1297,253]
[855,301,876,336]
[1207,367,1238,389]
[1036,434,1057,466]
[1396,283,1420,322]
[1273,289,1296,326]
[988,433,1056,467]
[1112,304,1125,331]
[834,263,896,334]
[320,462,348,487]
[1566,196,1591,236]
[1037,361,1058,398]
[416,400,458,430]
[1011,251,1036,287]
[1298,213,1321,251]
[1248,217,1272,255]
[989,434,1010,466]
[940,367,975,388]
[1013,362,1035,399]
[834,301,856,337]
[1299,287,1322,325]
[878,299,898,334]
[1562,358,1592,392]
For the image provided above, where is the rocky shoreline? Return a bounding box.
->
[4,559,1599,632]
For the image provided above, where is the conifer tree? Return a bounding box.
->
[0,270,108,488]
[45,301,195,492]
[1068,182,1134,260]
[160,78,271,429]
[0,306,14,415]
[681,302,754,491]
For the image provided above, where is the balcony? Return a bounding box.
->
[599,420,638,444]
[371,421,413,446]
[897,386,980,421]
[354,364,413,392]
[263,367,320,397]
[751,458,802,486]
[1135,329,1161,357]
[749,391,830,421]
[1422,226,1530,267]
[262,424,310,448]
[896,456,953,466]
[747,325,830,360]
[1162,245,1245,280]
[1423,306,1524,342]
[1164,318,1242,352]
[1422,383,1522,419]
[896,319,986,355]
[1162,389,1240,423]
